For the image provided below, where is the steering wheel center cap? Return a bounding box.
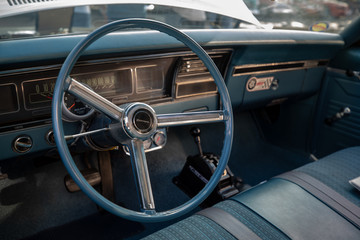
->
[123,103,158,139]
[133,109,153,133]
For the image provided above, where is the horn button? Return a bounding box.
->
[133,109,153,133]
[122,103,157,139]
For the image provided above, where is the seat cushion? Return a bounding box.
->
[215,201,289,240]
[233,179,360,240]
[295,146,360,206]
[143,214,237,240]
[143,198,290,240]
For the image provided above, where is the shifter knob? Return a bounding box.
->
[190,127,201,138]
[190,127,203,156]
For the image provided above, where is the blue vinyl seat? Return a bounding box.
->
[295,146,360,206]
[144,147,360,239]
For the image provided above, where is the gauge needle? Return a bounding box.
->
[40,93,53,100]
[68,103,75,110]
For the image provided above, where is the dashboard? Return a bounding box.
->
[0,50,229,132]
[0,29,344,161]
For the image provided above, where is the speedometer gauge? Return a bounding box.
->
[62,92,95,121]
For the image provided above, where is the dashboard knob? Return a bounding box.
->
[45,130,56,145]
[13,136,33,153]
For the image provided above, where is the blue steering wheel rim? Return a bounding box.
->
[52,18,233,222]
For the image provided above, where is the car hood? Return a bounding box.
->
[0,0,261,27]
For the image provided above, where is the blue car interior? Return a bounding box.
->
[1,10,360,240]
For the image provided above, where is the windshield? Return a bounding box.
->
[0,0,358,40]
[0,0,259,40]
[245,0,359,33]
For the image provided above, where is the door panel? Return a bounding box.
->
[313,48,360,157]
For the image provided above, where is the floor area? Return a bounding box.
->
[0,111,311,240]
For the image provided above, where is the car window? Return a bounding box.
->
[244,0,359,32]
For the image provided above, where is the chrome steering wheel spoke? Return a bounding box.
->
[67,77,124,121]
[157,110,227,128]
[53,19,233,222]
[128,139,156,213]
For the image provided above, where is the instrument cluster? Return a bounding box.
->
[0,50,229,130]
[0,57,175,128]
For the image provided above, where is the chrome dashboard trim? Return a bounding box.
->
[232,59,328,76]
[200,40,344,47]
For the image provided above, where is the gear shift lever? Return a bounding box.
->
[190,127,204,157]
[173,127,245,207]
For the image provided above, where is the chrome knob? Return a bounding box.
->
[13,136,33,153]
[341,107,351,115]
[325,107,351,126]
[45,130,56,145]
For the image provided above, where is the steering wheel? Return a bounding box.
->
[52,19,233,222]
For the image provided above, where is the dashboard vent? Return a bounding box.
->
[175,53,228,99]
[178,57,209,75]
[7,0,54,7]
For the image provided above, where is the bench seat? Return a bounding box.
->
[144,147,360,239]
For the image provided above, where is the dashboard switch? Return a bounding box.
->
[13,136,33,153]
